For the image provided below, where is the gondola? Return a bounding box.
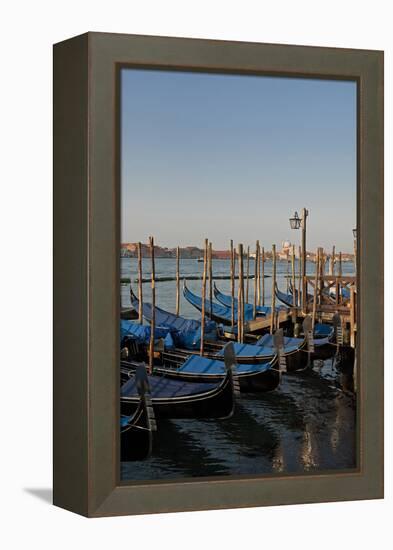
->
[275,282,314,308]
[209,317,333,368]
[255,332,334,362]
[152,349,280,392]
[275,283,299,307]
[121,310,316,370]
[121,317,303,369]
[121,364,156,461]
[121,344,237,419]
[130,288,215,332]
[183,281,259,325]
[129,288,219,347]
[213,282,287,316]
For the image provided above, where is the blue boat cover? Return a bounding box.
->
[178,354,272,375]
[215,341,299,357]
[130,292,216,333]
[213,283,285,316]
[171,326,218,350]
[129,292,218,349]
[121,320,170,344]
[257,333,329,348]
[121,372,219,399]
[314,323,334,338]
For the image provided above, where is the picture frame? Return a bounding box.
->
[53,32,383,517]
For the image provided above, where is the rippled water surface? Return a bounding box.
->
[120,257,357,481]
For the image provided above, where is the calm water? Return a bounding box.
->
[120,257,355,314]
[121,257,357,481]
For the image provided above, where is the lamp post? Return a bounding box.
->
[289,208,309,310]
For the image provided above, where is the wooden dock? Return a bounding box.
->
[246,309,289,333]
[293,275,357,346]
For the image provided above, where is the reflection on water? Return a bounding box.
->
[121,358,356,481]
[120,257,356,482]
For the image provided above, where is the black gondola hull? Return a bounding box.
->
[120,401,153,461]
[121,372,235,420]
[150,363,280,392]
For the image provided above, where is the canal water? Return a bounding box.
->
[121,257,357,481]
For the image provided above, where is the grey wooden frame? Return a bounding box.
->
[53,32,383,517]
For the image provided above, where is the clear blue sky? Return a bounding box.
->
[121,69,356,252]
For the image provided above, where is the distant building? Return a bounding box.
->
[213,250,231,260]
[277,240,294,260]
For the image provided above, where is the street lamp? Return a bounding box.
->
[289,208,309,310]
[352,228,357,239]
[289,211,301,230]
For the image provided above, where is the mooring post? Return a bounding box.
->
[208,241,213,319]
[137,241,143,324]
[291,244,296,326]
[253,240,259,319]
[238,243,244,343]
[258,243,262,306]
[230,239,235,328]
[301,208,308,312]
[330,245,336,276]
[245,245,250,303]
[286,249,290,293]
[176,245,180,316]
[319,248,324,319]
[261,246,265,306]
[338,251,343,303]
[148,236,155,374]
[311,248,320,331]
[270,244,276,335]
[297,245,302,309]
[200,238,208,356]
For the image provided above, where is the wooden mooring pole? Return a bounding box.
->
[148,236,155,373]
[291,244,296,308]
[270,244,276,335]
[253,240,259,319]
[208,241,213,319]
[137,242,143,324]
[286,249,290,292]
[258,243,262,306]
[175,245,180,316]
[230,239,235,328]
[311,248,320,331]
[238,243,245,343]
[200,238,208,356]
[338,252,343,303]
[298,245,302,309]
[330,245,336,276]
[245,245,250,303]
[261,246,265,306]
